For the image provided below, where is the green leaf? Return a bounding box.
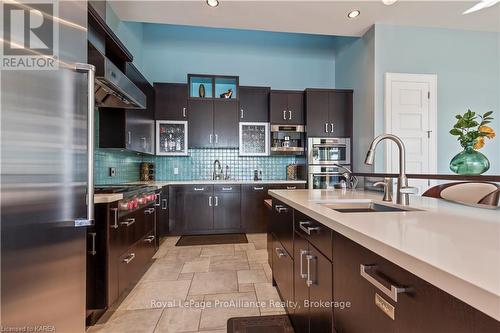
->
[455,115,462,120]
[450,129,462,136]
[480,120,491,126]
[484,111,493,117]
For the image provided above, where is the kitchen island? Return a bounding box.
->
[268,189,500,332]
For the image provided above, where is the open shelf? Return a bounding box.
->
[188,74,239,100]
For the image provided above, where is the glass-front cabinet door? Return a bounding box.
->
[156,121,188,156]
[239,122,269,156]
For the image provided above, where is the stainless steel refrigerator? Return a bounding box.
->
[1,1,93,332]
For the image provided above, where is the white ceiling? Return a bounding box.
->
[109,0,500,37]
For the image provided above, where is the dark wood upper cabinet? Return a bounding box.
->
[306,90,329,137]
[329,91,352,138]
[214,100,239,148]
[270,90,304,125]
[98,64,154,155]
[188,99,214,148]
[305,89,353,138]
[239,86,270,122]
[154,83,188,120]
[188,99,238,149]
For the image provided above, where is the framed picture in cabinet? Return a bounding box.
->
[156,120,188,156]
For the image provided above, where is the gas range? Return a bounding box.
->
[95,184,158,213]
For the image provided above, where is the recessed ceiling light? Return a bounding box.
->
[206,0,219,7]
[382,0,398,5]
[347,10,360,18]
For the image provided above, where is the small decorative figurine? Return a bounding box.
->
[220,88,233,99]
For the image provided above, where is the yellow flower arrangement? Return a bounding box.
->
[450,110,495,150]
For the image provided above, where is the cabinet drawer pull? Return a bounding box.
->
[123,253,135,264]
[288,110,292,120]
[215,134,218,144]
[330,123,334,133]
[325,123,329,133]
[286,186,296,190]
[300,249,308,279]
[253,187,264,191]
[183,107,186,118]
[194,187,205,191]
[209,196,213,207]
[155,194,161,206]
[222,187,233,191]
[275,247,286,258]
[283,110,287,120]
[144,208,155,215]
[110,208,118,229]
[120,218,135,227]
[240,109,244,119]
[299,221,320,235]
[161,199,167,210]
[209,134,213,144]
[144,235,155,243]
[360,264,407,302]
[88,232,97,256]
[306,254,315,287]
[275,205,288,213]
[215,196,219,207]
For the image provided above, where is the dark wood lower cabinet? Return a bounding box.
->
[184,188,214,232]
[273,238,294,314]
[241,185,268,233]
[266,206,499,333]
[293,233,310,333]
[333,232,500,333]
[292,232,333,333]
[214,185,241,230]
[87,202,157,325]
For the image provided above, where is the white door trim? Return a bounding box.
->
[384,72,438,174]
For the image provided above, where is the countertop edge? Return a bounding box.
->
[268,190,500,322]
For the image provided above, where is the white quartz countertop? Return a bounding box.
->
[93,180,306,203]
[130,179,306,189]
[268,189,500,321]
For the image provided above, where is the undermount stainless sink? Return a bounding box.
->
[317,201,421,213]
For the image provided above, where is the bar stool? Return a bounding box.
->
[422,182,500,207]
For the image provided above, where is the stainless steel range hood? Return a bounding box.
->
[89,43,146,109]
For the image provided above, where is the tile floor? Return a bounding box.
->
[88,233,286,333]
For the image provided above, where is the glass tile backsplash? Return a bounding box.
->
[95,148,297,184]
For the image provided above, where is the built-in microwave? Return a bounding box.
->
[308,138,350,165]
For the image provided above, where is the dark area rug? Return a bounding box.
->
[227,315,294,333]
[175,233,248,246]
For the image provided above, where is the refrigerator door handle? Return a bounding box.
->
[74,63,96,227]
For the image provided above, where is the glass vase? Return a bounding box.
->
[449,145,490,175]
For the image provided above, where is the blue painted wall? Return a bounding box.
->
[335,27,376,173]
[374,24,500,174]
[141,24,337,89]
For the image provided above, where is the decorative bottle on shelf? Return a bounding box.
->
[199,84,206,98]
[175,136,181,151]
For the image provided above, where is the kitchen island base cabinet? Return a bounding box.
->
[333,232,500,333]
[273,238,294,314]
[292,232,333,333]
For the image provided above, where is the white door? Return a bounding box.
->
[385,73,437,194]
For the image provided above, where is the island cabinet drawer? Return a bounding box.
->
[270,200,294,257]
[273,238,294,314]
[333,232,500,333]
[294,211,333,261]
